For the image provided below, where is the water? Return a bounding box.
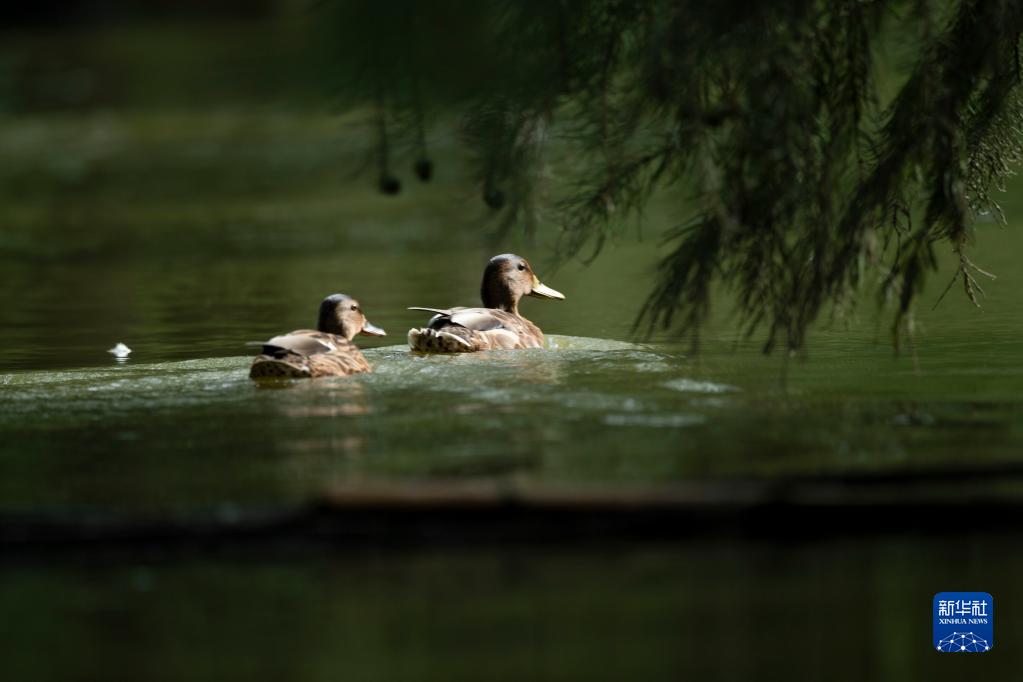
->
[3,537,1021,681]
[2,279,1021,511]
[2,121,1020,679]
[3,20,1023,680]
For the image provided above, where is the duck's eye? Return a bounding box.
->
[517,263,526,271]
[350,305,358,311]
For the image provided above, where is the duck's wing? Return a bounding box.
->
[446,309,509,332]
[262,330,343,357]
[408,306,454,316]
[411,306,511,332]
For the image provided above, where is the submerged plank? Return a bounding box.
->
[1,470,1021,555]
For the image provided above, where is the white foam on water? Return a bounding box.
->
[662,378,738,394]
[603,413,706,428]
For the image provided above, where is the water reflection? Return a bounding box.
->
[267,379,372,418]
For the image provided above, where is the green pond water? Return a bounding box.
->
[1,207,1021,510]
[2,537,1021,681]
[2,20,1023,680]
[2,115,1021,678]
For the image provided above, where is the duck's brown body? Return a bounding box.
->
[408,254,564,353]
[249,330,372,378]
[408,308,545,352]
[249,294,384,380]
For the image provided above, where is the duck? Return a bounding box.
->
[250,294,385,379]
[407,253,565,352]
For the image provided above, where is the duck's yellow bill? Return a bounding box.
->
[361,321,387,336]
[530,279,565,300]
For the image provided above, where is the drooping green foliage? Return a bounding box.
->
[320,0,1023,351]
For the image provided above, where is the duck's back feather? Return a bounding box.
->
[407,307,544,352]
[262,331,339,357]
[250,329,370,378]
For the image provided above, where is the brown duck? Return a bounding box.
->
[250,294,385,379]
[407,253,565,352]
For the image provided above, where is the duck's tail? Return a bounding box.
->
[407,327,475,353]
[249,355,312,379]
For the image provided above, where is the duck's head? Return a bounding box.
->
[481,254,565,313]
[317,294,386,341]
